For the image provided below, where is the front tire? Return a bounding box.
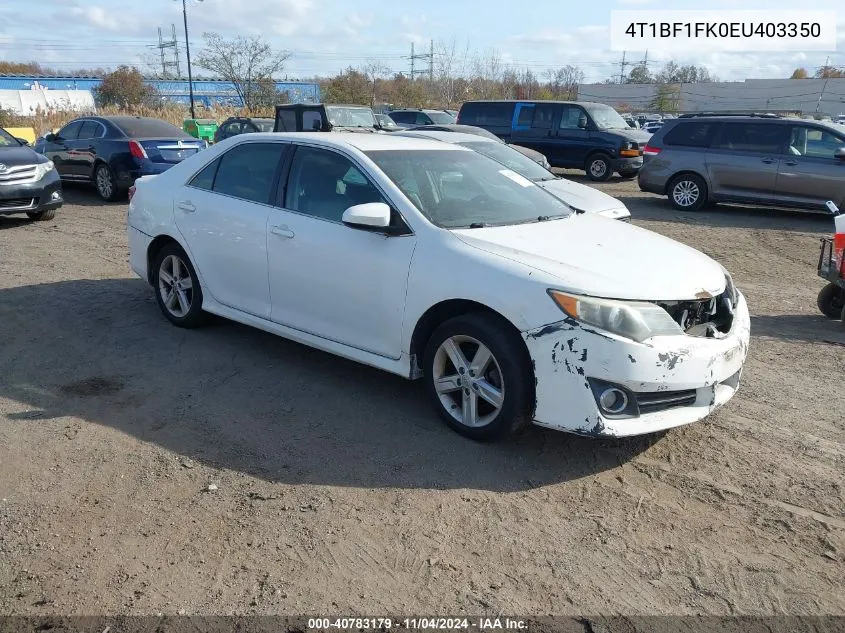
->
[668,173,707,211]
[27,209,56,221]
[817,283,845,319]
[422,313,534,442]
[586,154,613,182]
[152,243,208,328]
[94,163,122,202]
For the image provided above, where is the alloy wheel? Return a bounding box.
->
[158,254,193,318]
[589,159,607,179]
[96,167,113,199]
[431,335,505,428]
[672,180,700,208]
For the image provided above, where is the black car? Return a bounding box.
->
[456,100,651,181]
[214,117,275,143]
[386,109,456,128]
[34,116,206,201]
[274,103,379,133]
[0,127,62,221]
[405,123,551,169]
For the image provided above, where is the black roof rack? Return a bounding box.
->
[678,112,783,119]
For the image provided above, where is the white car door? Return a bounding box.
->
[174,141,286,319]
[267,144,416,359]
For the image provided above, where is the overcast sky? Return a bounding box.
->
[0,0,843,82]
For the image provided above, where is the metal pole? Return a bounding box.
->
[182,0,196,118]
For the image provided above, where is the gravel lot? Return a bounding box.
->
[1,174,843,617]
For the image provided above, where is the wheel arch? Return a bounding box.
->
[146,234,182,285]
[408,299,529,378]
[584,150,612,169]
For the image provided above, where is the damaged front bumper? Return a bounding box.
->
[523,292,750,437]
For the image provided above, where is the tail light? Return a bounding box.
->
[128,185,136,202]
[834,232,845,276]
[643,144,662,156]
[128,139,147,159]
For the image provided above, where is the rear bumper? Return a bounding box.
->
[0,171,62,216]
[128,225,153,283]
[114,160,177,187]
[637,168,666,194]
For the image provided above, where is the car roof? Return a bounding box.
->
[668,115,844,132]
[237,131,469,152]
[394,130,495,145]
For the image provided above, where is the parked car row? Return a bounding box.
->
[127,131,750,442]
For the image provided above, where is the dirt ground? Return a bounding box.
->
[0,173,843,618]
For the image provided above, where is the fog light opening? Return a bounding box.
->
[599,388,629,415]
[50,191,61,200]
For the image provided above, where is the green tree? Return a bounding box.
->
[790,67,809,79]
[93,66,156,107]
[323,67,371,104]
[626,64,653,84]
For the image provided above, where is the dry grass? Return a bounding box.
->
[1,104,276,136]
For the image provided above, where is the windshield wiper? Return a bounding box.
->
[468,222,489,228]
[537,214,570,222]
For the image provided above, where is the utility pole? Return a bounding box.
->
[172,24,182,78]
[154,25,180,78]
[429,39,434,83]
[410,42,415,81]
[181,0,199,119]
[815,55,831,116]
[617,51,629,84]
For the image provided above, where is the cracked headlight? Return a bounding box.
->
[549,290,683,342]
[34,160,55,180]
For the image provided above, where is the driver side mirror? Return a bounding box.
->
[342,202,392,231]
[578,117,588,130]
[835,147,845,161]
[44,133,57,142]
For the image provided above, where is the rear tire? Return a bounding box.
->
[422,312,534,442]
[586,154,613,182]
[817,283,845,319]
[94,163,123,202]
[27,209,56,221]
[152,243,209,328]
[668,173,707,211]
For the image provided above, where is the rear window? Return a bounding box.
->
[663,122,717,148]
[253,120,275,132]
[112,118,189,138]
[458,102,515,127]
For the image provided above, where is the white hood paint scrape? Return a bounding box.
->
[453,213,726,301]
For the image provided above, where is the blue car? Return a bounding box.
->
[35,116,206,201]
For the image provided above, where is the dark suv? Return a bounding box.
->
[638,113,845,211]
[386,109,456,128]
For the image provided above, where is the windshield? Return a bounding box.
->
[375,114,398,128]
[0,128,19,146]
[253,120,275,132]
[428,111,457,124]
[457,141,555,182]
[112,117,190,138]
[325,106,376,128]
[366,149,572,229]
[587,105,629,130]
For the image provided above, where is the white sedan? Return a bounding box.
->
[127,132,750,441]
[396,129,631,220]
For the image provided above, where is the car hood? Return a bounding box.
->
[536,178,629,218]
[451,214,726,301]
[605,127,652,144]
[0,145,45,166]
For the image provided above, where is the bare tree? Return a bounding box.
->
[546,65,585,99]
[195,32,291,111]
[433,38,470,108]
[363,60,391,107]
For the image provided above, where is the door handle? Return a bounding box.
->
[270,225,295,238]
[176,200,195,212]
[761,158,776,164]
[783,160,798,166]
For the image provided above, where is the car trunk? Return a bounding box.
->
[137,138,204,164]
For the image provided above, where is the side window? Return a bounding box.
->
[212,143,285,204]
[301,110,323,131]
[416,113,431,125]
[276,110,296,131]
[713,123,788,154]
[516,105,535,128]
[57,121,83,140]
[559,106,585,130]
[390,112,412,124]
[77,121,100,140]
[189,158,220,191]
[532,104,555,129]
[284,146,386,222]
[663,122,716,148]
[789,127,845,158]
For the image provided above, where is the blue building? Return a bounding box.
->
[0,75,321,106]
